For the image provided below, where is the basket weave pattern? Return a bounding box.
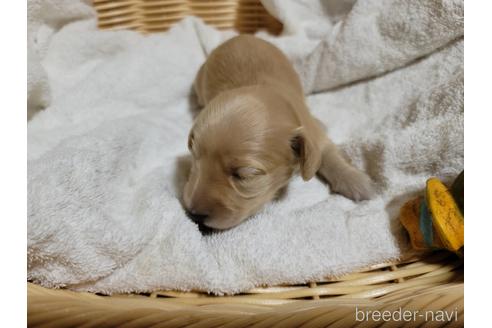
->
[28,252,463,327]
[29,284,463,327]
[93,0,283,34]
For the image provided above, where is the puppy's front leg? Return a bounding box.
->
[318,139,375,201]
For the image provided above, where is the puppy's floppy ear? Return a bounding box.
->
[187,131,194,151]
[291,127,322,181]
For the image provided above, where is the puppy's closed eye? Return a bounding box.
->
[231,167,265,181]
[230,167,268,199]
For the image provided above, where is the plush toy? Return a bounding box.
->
[399,171,464,256]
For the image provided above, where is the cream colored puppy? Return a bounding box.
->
[183,35,374,230]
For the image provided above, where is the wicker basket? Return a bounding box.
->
[28,251,463,327]
[93,0,283,34]
[27,1,464,327]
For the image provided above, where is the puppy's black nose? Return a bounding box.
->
[186,211,208,224]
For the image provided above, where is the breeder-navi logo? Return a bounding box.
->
[355,307,459,323]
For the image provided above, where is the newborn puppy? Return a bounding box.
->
[183,35,374,230]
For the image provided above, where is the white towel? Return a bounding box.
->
[27,0,94,118]
[27,0,463,294]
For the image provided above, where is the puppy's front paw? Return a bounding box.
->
[329,168,376,201]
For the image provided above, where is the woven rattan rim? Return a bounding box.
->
[29,284,464,327]
[93,0,283,34]
[28,252,463,327]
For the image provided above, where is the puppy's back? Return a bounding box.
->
[195,35,303,106]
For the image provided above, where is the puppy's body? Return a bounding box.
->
[194,35,303,106]
[184,35,374,230]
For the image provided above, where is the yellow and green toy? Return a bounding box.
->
[399,171,464,256]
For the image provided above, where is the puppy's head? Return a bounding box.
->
[183,88,321,229]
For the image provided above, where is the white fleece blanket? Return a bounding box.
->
[27,0,463,294]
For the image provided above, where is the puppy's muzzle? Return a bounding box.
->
[186,210,208,224]
[185,209,217,234]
